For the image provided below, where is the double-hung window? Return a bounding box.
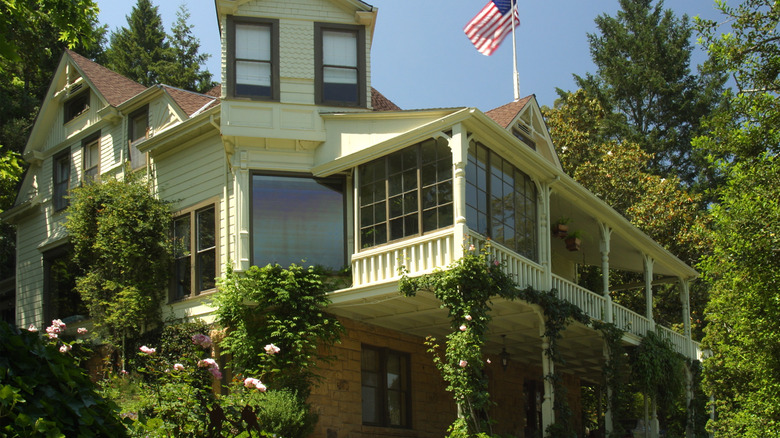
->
[172,204,217,301]
[358,137,453,248]
[128,106,148,170]
[361,345,411,428]
[466,141,538,261]
[52,151,70,211]
[315,23,365,106]
[82,134,99,182]
[227,16,279,100]
[64,89,89,124]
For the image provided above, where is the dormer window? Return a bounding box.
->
[315,23,366,107]
[227,16,279,100]
[64,89,89,124]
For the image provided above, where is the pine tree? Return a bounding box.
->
[158,5,215,93]
[575,0,725,187]
[106,0,170,87]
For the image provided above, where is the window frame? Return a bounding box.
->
[42,245,86,322]
[314,22,366,107]
[170,201,219,302]
[63,89,90,124]
[127,106,149,170]
[358,137,454,250]
[361,344,412,429]
[82,132,100,183]
[52,149,71,212]
[226,15,280,101]
[466,141,539,262]
[250,172,347,270]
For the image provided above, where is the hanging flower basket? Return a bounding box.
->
[565,232,581,251]
[552,223,569,239]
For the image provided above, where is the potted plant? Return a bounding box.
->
[565,230,581,251]
[552,218,570,239]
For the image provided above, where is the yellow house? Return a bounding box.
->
[2,0,700,436]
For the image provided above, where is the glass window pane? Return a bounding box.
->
[237,61,271,87]
[173,216,191,257]
[323,30,357,67]
[197,207,215,250]
[197,249,216,292]
[236,24,271,61]
[252,175,345,269]
[174,257,191,300]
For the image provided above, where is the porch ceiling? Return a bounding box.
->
[328,287,607,383]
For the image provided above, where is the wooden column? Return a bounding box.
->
[450,124,468,260]
[599,222,613,323]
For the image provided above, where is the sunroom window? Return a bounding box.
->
[359,137,453,249]
[466,141,538,262]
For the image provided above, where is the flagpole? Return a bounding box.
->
[510,0,520,101]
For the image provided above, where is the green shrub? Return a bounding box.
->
[0,321,128,437]
[221,387,317,438]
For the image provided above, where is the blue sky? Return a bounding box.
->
[97,0,725,112]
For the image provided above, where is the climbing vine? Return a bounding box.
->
[631,330,686,428]
[400,243,589,437]
[593,321,629,437]
[213,263,344,399]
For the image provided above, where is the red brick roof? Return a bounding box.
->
[65,49,146,107]
[485,95,533,128]
[371,87,401,111]
[161,85,218,117]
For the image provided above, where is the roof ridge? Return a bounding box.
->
[65,49,147,107]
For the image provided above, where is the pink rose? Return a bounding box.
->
[139,345,156,355]
[198,358,218,369]
[264,344,280,355]
[77,328,88,335]
[464,314,472,321]
[255,382,267,392]
[191,333,212,348]
[59,344,72,353]
[173,363,185,371]
[27,324,37,332]
[209,368,222,379]
[244,377,259,388]
[459,324,467,332]
[468,244,475,251]
[459,360,468,368]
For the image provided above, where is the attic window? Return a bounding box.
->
[64,90,89,124]
[513,126,536,151]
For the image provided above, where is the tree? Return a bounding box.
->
[543,90,711,337]
[0,0,104,279]
[65,171,172,350]
[106,0,214,92]
[695,1,780,435]
[575,0,725,187]
[157,5,215,93]
[106,0,170,87]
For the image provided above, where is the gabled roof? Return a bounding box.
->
[484,95,533,128]
[371,87,401,111]
[161,85,219,117]
[65,49,146,107]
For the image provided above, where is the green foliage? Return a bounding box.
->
[156,5,215,93]
[544,89,711,337]
[698,156,780,436]
[220,386,317,438]
[631,330,685,409]
[65,171,173,347]
[593,321,630,437]
[401,244,588,436]
[574,0,725,186]
[106,0,213,92]
[0,321,127,437]
[213,263,344,399]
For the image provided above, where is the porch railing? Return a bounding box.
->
[351,228,456,287]
[350,228,698,359]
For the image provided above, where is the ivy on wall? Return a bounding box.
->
[400,243,590,437]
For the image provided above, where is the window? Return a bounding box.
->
[362,346,411,428]
[359,137,453,248]
[64,89,89,123]
[172,204,217,301]
[513,127,536,150]
[466,141,538,261]
[43,246,86,322]
[52,151,70,211]
[82,134,99,182]
[251,174,345,270]
[315,23,366,106]
[227,16,279,100]
[128,106,148,169]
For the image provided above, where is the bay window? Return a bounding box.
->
[358,137,453,248]
[466,141,538,261]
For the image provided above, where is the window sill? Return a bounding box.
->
[358,425,416,437]
[168,288,216,305]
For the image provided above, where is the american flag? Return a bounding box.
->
[464,0,520,56]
